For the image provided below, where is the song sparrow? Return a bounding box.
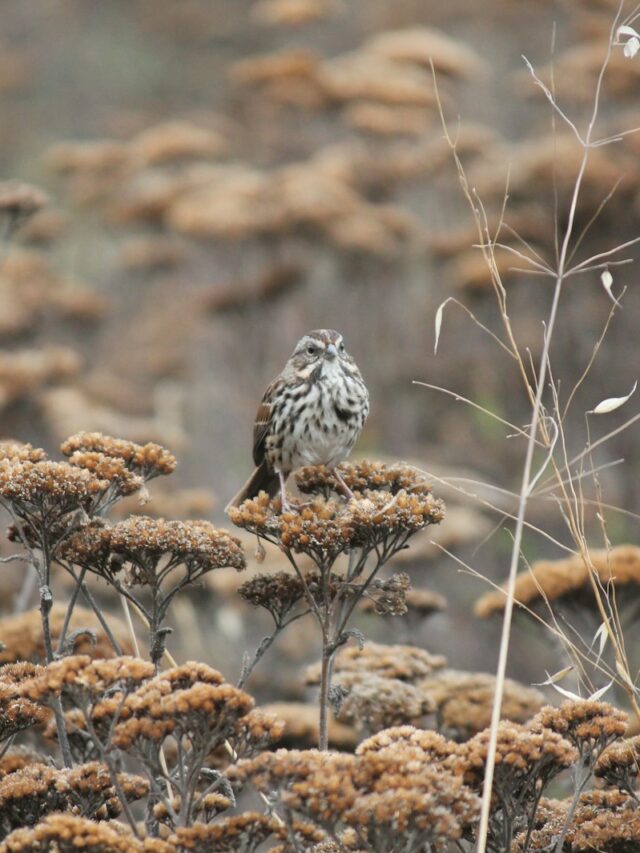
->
[227,329,369,511]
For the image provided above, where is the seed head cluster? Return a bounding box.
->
[60,432,177,479]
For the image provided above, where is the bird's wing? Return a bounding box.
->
[252,379,277,466]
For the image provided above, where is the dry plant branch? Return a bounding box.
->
[430,5,640,850]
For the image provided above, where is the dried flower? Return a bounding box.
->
[232,743,479,851]
[0,604,135,664]
[0,762,148,835]
[295,460,434,498]
[306,642,446,684]
[357,725,461,771]
[59,518,245,663]
[105,662,252,754]
[60,432,177,480]
[331,672,433,735]
[168,813,287,852]
[595,734,640,794]
[229,748,357,827]
[229,707,286,758]
[19,655,155,704]
[0,812,172,852]
[237,571,306,624]
[535,701,627,761]
[475,545,640,618]
[0,460,108,511]
[458,721,577,847]
[359,572,410,616]
[0,662,48,741]
[67,451,144,498]
[0,443,47,465]
[418,669,545,740]
[344,758,479,850]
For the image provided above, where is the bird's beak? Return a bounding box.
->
[325,343,338,360]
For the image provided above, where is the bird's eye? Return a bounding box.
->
[306,344,317,356]
[339,342,345,353]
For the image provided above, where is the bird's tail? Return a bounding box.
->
[225,460,281,512]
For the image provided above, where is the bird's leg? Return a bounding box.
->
[332,467,355,502]
[278,470,291,513]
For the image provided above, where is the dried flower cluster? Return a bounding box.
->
[0,761,148,836]
[60,433,177,480]
[0,663,48,743]
[230,738,481,852]
[475,545,640,618]
[419,669,546,740]
[229,462,444,749]
[537,700,628,762]
[307,641,447,683]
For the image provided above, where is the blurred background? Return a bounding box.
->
[0,0,638,706]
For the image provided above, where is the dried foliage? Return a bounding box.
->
[474,546,640,618]
[418,669,546,740]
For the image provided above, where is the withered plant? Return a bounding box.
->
[229,460,444,748]
[0,433,246,773]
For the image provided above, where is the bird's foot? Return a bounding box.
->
[333,468,355,502]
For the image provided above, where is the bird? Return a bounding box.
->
[227,329,369,511]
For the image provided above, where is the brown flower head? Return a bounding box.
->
[305,641,446,684]
[61,520,244,665]
[237,571,306,624]
[517,789,640,852]
[0,748,42,780]
[60,517,244,600]
[18,655,155,705]
[0,761,147,834]
[295,460,434,499]
[60,432,177,480]
[110,665,254,756]
[0,662,49,741]
[168,813,288,852]
[357,725,462,771]
[510,798,569,852]
[0,604,136,665]
[63,762,149,819]
[346,741,479,849]
[230,463,444,562]
[230,494,358,564]
[331,672,433,735]
[534,701,627,761]
[67,451,144,498]
[229,749,357,827]
[363,572,411,616]
[595,735,640,794]
[108,516,245,580]
[573,809,640,852]
[229,707,286,758]
[0,460,108,517]
[0,442,47,465]
[0,813,172,853]
[343,768,479,849]
[475,545,640,618]
[418,669,545,741]
[458,721,577,796]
